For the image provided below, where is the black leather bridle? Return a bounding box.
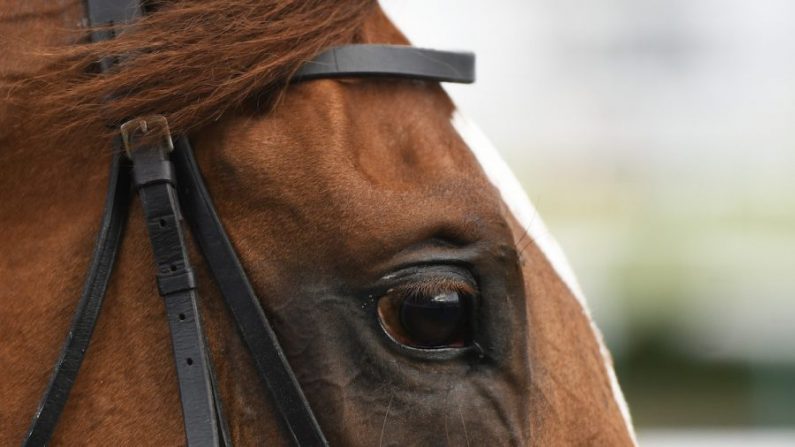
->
[22,1,475,446]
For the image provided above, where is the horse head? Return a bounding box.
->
[0,1,635,445]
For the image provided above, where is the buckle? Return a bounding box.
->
[120,115,174,159]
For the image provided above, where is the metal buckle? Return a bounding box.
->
[120,115,174,159]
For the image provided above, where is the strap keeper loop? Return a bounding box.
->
[132,161,175,189]
[157,268,197,296]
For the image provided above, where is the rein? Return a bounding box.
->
[22,1,475,446]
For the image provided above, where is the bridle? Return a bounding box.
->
[22,1,476,446]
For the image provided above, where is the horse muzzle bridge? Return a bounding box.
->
[21,1,476,446]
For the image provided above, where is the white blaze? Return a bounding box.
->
[451,111,637,444]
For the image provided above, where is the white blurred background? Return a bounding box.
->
[381,1,795,445]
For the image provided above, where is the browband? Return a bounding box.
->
[294,44,475,84]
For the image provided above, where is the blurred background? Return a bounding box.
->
[382,1,795,445]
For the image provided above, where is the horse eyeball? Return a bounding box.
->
[377,285,473,349]
[400,291,467,347]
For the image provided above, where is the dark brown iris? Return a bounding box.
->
[377,278,474,349]
[400,291,467,347]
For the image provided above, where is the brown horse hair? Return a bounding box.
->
[2,0,376,146]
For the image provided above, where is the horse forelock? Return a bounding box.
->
[1,0,377,147]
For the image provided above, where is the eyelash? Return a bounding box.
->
[391,275,477,301]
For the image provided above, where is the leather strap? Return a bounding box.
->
[22,152,131,447]
[295,44,475,84]
[22,3,140,444]
[85,0,142,66]
[172,137,329,447]
[124,117,222,447]
[85,0,140,23]
[208,353,233,447]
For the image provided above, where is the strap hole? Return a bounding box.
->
[159,218,167,227]
[178,313,186,321]
[170,265,178,272]
[186,358,193,366]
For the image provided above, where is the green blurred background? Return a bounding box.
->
[384,0,795,444]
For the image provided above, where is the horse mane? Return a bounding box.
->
[3,0,375,144]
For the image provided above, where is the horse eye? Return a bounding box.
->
[377,281,474,349]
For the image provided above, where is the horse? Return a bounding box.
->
[0,1,636,445]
